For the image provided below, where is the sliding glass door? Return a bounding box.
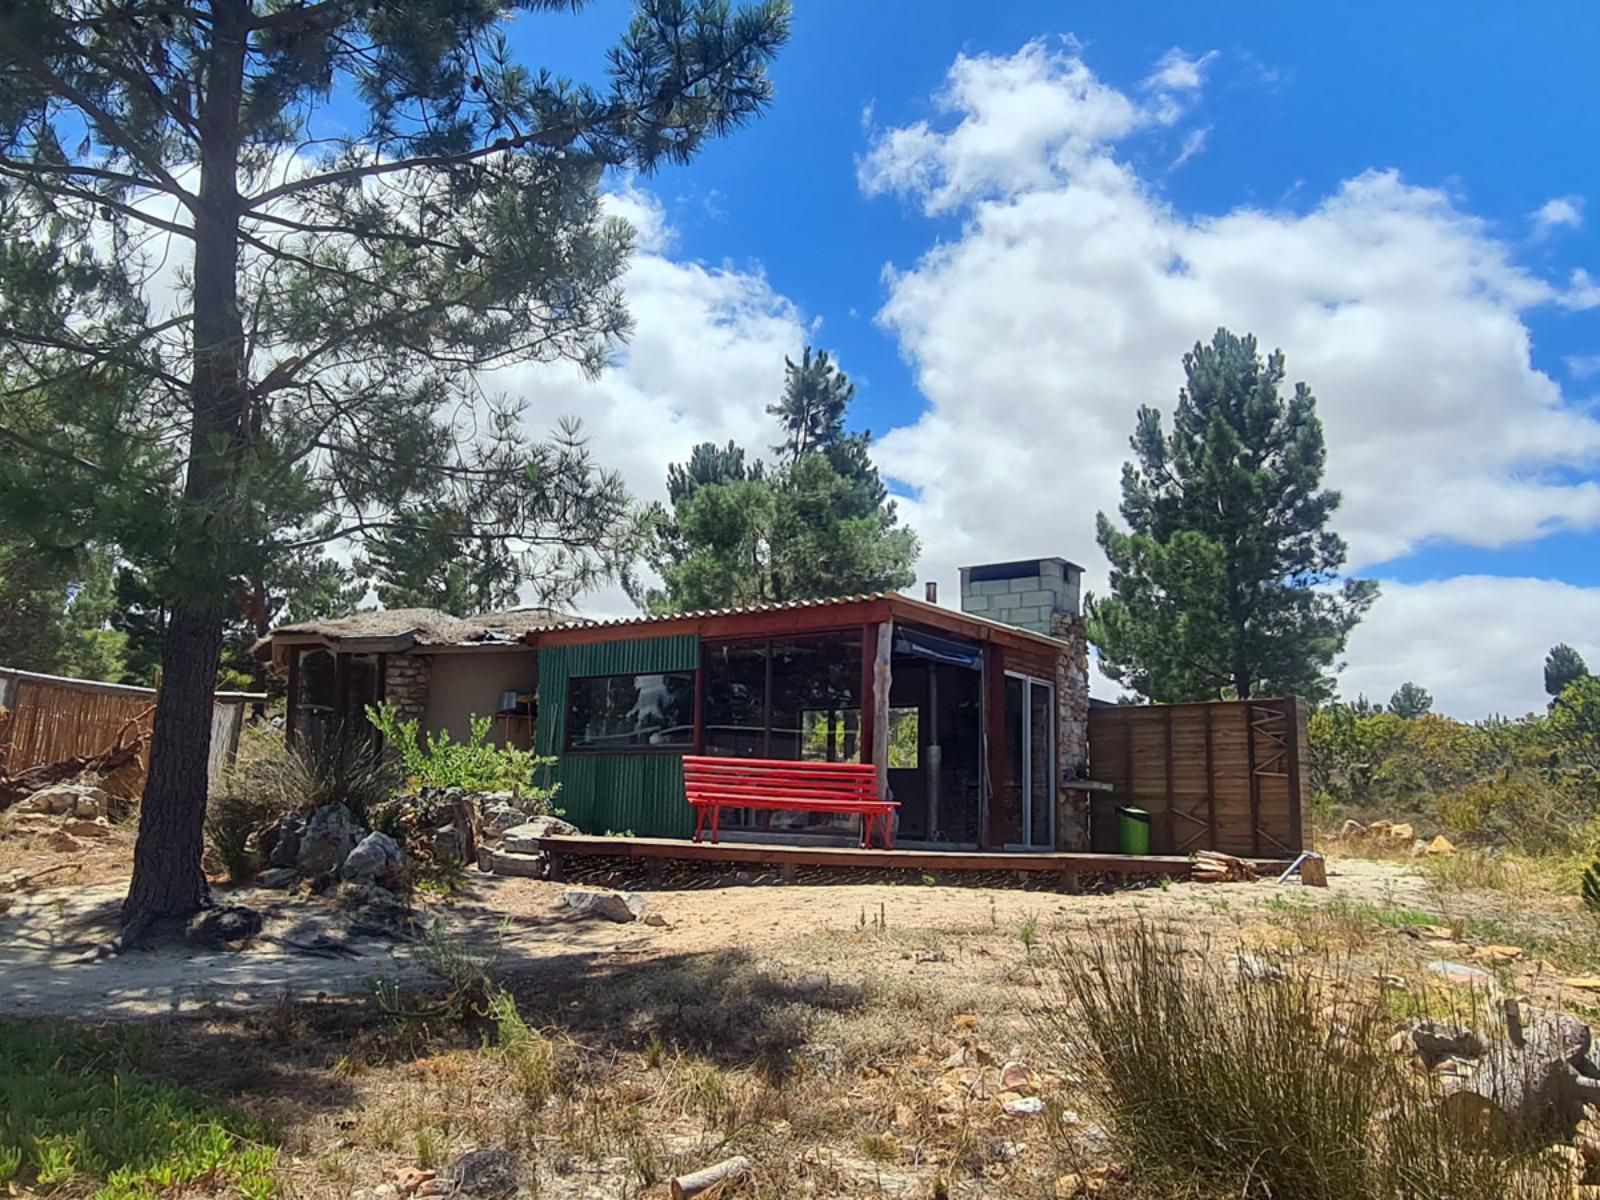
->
[1003,673,1055,849]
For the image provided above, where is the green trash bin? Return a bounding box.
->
[1118,806,1151,855]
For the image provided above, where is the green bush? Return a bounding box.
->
[1049,923,1565,1200]
[0,1024,277,1199]
[365,703,558,808]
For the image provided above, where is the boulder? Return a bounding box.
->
[479,848,547,878]
[1395,1020,1489,1066]
[501,816,579,854]
[1367,820,1393,838]
[1390,822,1415,841]
[1427,834,1457,855]
[268,812,306,869]
[61,818,111,839]
[438,1148,522,1199]
[480,803,528,838]
[342,830,406,885]
[23,784,107,816]
[296,804,362,876]
[45,830,82,853]
[1339,819,1366,839]
[432,826,463,863]
[561,888,646,923]
[257,867,298,890]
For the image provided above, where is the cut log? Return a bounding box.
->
[1439,1000,1600,1134]
[670,1155,752,1199]
[1192,850,1258,883]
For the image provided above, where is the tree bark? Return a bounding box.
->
[122,0,250,929]
[123,602,223,922]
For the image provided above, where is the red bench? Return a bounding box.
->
[683,756,898,848]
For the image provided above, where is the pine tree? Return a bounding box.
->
[1388,681,1433,720]
[1088,329,1377,702]
[365,505,519,616]
[1546,644,1589,698]
[647,346,917,612]
[0,0,789,935]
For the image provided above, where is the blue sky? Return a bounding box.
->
[486,2,1600,716]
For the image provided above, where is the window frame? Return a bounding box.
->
[563,669,698,755]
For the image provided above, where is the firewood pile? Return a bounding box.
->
[1191,850,1258,884]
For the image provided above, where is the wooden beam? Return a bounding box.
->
[871,621,893,802]
[859,623,876,773]
[1163,704,1175,854]
[1247,702,1262,857]
[521,833,1292,876]
[285,644,301,747]
[691,649,706,754]
[1285,698,1305,853]
[534,598,896,648]
[1204,702,1217,851]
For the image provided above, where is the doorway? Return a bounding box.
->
[1002,674,1055,849]
[889,629,985,845]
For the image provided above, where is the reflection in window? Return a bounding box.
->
[702,643,767,758]
[887,707,919,769]
[566,672,695,750]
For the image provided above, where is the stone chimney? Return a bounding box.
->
[958,557,1082,636]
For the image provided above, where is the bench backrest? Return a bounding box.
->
[682,755,883,805]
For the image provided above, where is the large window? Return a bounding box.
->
[703,635,862,760]
[566,672,695,751]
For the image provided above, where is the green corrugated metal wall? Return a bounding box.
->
[535,634,700,838]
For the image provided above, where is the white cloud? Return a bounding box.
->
[863,42,1600,712]
[1143,48,1218,94]
[1560,267,1600,311]
[1340,576,1600,718]
[1532,194,1584,237]
[1171,126,1210,170]
[1567,354,1600,380]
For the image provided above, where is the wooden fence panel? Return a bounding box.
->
[1086,698,1308,857]
[0,667,257,798]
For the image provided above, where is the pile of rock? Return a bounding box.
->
[3,783,119,850]
[1339,818,1456,857]
[476,814,578,879]
[256,803,408,893]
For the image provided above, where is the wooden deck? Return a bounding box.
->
[532,833,1289,881]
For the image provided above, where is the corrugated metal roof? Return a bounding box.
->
[535,592,1069,648]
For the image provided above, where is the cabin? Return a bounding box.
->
[258,557,1308,864]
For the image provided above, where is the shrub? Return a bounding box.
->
[366,703,558,810]
[1048,923,1566,1200]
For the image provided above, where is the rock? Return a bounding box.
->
[45,830,83,853]
[642,911,668,927]
[24,784,108,816]
[1439,1001,1600,1131]
[1390,822,1415,841]
[1003,1096,1045,1117]
[268,811,307,869]
[1428,960,1495,989]
[1566,977,1600,991]
[1339,819,1366,838]
[341,883,412,930]
[297,804,362,875]
[1397,1021,1489,1066]
[1410,839,1430,858]
[1367,819,1393,838]
[432,826,463,863]
[1233,953,1287,983]
[501,816,579,854]
[393,1167,435,1195]
[480,803,528,838]
[184,905,264,947]
[479,848,546,878]
[1427,834,1456,855]
[1405,924,1456,942]
[342,830,406,885]
[561,888,646,922]
[61,818,111,839]
[1001,1061,1039,1092]
[437,1148,521,1199]
[257,867,298,890]
[915,949,948,963]
[1470,944,1525,965]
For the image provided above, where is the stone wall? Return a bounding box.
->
[1051,612,1092,850]
[384,653,431,724]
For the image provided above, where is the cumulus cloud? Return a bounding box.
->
[861,41,1600,712]
[1532,194,1584,237]
[1340,576,1600,718]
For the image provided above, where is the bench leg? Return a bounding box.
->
[860,813,874,849]
[883,813,895,850]
[693,806,705,843]
[711,803,721,845]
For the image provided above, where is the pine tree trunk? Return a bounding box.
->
[123,601,224,923]
[121,1,249,931]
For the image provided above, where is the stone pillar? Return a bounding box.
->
[1051,612,1091,850]
[383,653,431,725]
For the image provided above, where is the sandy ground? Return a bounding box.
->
[0,855,1429,1021]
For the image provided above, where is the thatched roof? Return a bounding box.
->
[254,606,583,668]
